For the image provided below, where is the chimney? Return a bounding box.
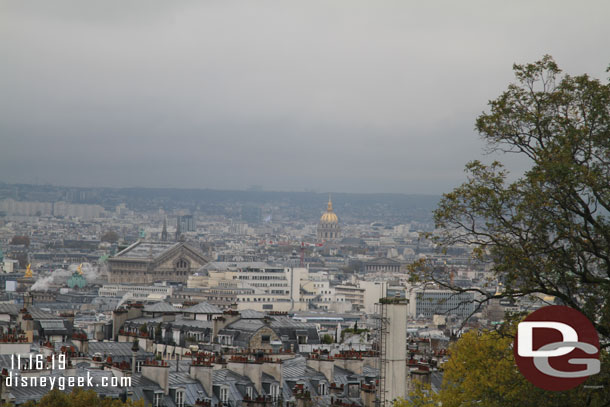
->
[262,359,282,385]
[23,292,33,308]
[212,311,240,342]
[334,353,363,375]
[18,308,34,343]
[72,332,89,354]
[361,383,376,407]
[142,361,170,395]
[190,362,214,397]
[319,358,334,383]
[244,362,263,394]
[131,340,139,375]
[112,304,143,340]
[227,357,263,394]
[305,357,319,372]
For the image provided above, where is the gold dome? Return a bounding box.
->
[320,212,338,223]
[320,196,338,224]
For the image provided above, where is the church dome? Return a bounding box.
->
[320,198,338,224]
[318,196,340,241]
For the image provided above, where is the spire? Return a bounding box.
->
[161,217,168,242]
[327,194,333,212]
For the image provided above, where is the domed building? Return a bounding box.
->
[317,196,340,241]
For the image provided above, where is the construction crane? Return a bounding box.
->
[259,240,324,267]
[299,241,323,267]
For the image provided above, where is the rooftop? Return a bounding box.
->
[182,302,222,314]
[114,241,179,259]
[143,302,179,313]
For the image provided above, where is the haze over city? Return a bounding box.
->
[1,0,609,193]
[1,1,610,406]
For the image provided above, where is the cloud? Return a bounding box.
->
[1,0,609,193]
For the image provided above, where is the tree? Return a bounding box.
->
[442,320,610,407]
[21,388,145,407]
[394,381,439,407]
[321,334,334,344]
[11,235,30,247]
[394,319,610,407]
[411,56,610,342]
[101,230,119,243]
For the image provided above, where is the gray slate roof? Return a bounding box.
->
[212,369,254,404]
[169,371,210,404]
[144,302,179,313]
[182,302,222,314]
[0,304,60,320]
[114,241,179,259]
[85,341,153,361]
[239,309,265,319]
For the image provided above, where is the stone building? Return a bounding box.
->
[107,241,209,284]
[317,196,340,241]
[362,257,403,274]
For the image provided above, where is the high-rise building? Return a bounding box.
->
[177,215,195,232]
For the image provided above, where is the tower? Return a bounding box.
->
[376,299,408,406]
[161,218,168,242]
[317,195,340,241]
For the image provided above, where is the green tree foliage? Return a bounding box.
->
[21,388,145,407]
[394,319,610,407]
[101,230,119,243]
[394,381,439,407]
[321,334,334,344]
[411,56,610,341]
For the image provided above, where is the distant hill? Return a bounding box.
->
[0,182,439,225]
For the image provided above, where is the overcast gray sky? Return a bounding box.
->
[1,0,608,194]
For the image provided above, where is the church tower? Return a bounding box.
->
[317,195,340,241]
[161,218,168,242]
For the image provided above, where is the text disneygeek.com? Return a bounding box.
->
[5,372,131,390]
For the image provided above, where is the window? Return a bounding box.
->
[176,390,184,407]
[220,387,229,403]
[318,382,327,395]
[346,383,360,398]
[261,335,270,344]
[271,385,280,401]
[246,386,254,399]
[153,392,162,407]
[136,360,143,373]
[176,259,189,271]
